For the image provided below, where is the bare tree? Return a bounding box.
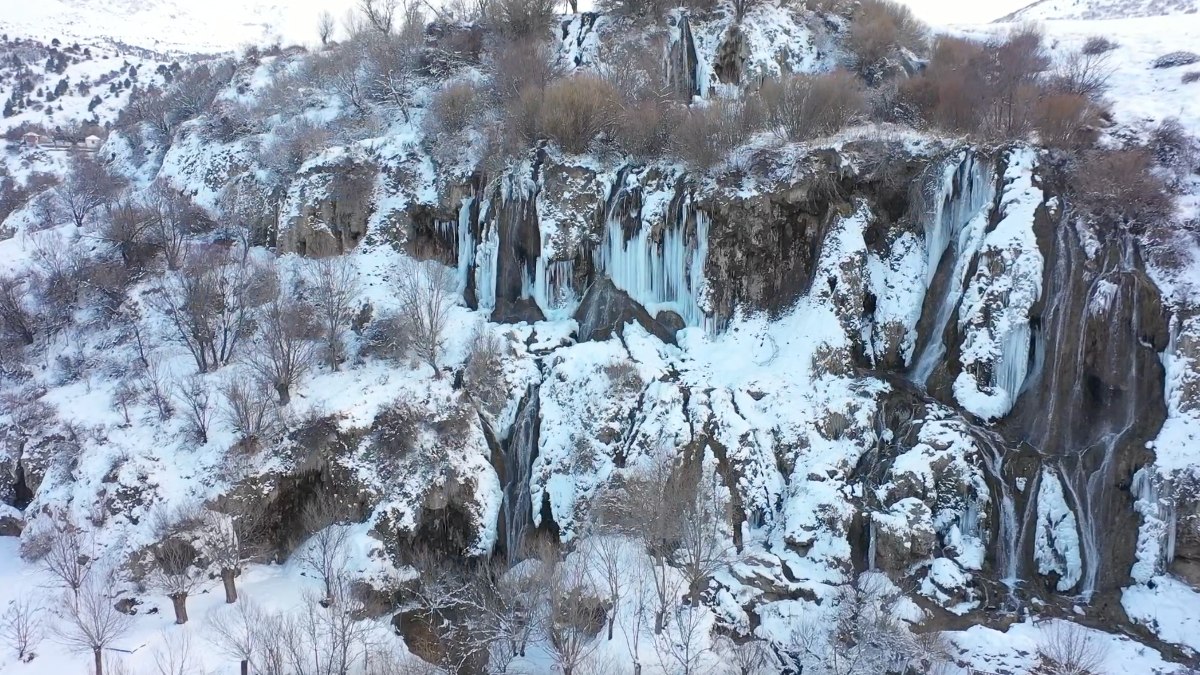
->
[285,586,375,675]
[0,273,36,346]
[546,560,604,675]
[305,257,360,371]
[1052,48,1113,100]
[151,248,267,373]
[360,0,399,35]
[715,636,776,675]
[584,534,628,641]
[219,371,277,447]
[54,578,133,675]
[99,197,158,271]
[174,374,214,444]
[1038,621,1108,675]
[148,538,205,624]
[395,260,455,377]
[0,595,44,663]
[144,184,208,272]
[318,10,337,45]
[141,355,175,421]
[152,629,201,675]
[202,511,245,604]
[206,599,271,675]
[654,604,710,675]
[297,495,351,605]
[35,519,93,597]
[56,154,124,228]
[250,293,319,405]
[620,565,651,675]
[675,471,732,604]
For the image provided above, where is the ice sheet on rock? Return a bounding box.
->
[1034,468,1083,592]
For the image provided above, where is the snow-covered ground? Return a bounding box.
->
[0,0,359,54]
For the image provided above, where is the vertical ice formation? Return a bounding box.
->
[910,152,996,384]
[522,257,578,321]
[434,197,476,296]
[475,219,499,311]
[594,193,711,328]
[1131,467,1177,583]
[1035,468,1083,593]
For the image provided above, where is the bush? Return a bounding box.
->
[463,328,508,418]
[847,0,927,82]
[1153,51,1199,69]
[490,0,557,39]
[361,312,412,362]
[1032,93,1103,149]
[536,75,621,154]
[670,98,760,168]
[490,37,561,102]
[426,81,484,136]
[1183,71,1200,84]
[614,99,674,158]
[759,70,866,141]
[1051,48,1113,99]
[1071,149,1173,230]
[1082,35,1117,55]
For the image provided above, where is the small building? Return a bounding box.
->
[83,134,102,150]
[22,132,40,148]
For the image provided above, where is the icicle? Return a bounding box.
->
[993,322,1032,414]
[475,222,499,311]
[454,197,475,296]
[523,257,579,320]
[594,193,710,328]
[1131,467,1177,581]
[867,516,877,571]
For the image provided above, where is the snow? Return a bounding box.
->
[1123,575,1200,655]
[1034,468,1083,592]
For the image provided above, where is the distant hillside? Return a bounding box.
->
[999,0,1199,21]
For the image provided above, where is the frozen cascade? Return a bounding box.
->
[595,192,711,328]
[1131,467,1177,581]
[522,258,578,320]
[910,153,996,384]
[501,385,540,560]
[867,517,877,571]
[980,430,1039,599]
[434,197,476,296]
[1034,468,1083,592]
[994,322,1032,410]
[475,222,499,311]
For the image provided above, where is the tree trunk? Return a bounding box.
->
[171,593,189,624]
[655,610,664,635]
[240,660,249,675]
[276,382,290,405]
[607,615,614,640]
[222,568,238,604]
[94,647,103,675]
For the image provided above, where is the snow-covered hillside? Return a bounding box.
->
[1000,0,1200,21]
[1,0,1200,674]
[0,0,357,54]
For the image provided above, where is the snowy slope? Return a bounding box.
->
[999,0,1200,21]
[0,0,358,54]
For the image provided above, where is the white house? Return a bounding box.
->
[83,135,102,150]
[22,132,40,148]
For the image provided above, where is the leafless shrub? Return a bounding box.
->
[55,154,125,229]
[546,560,605,675]
[362,311,412,362]
[0,273,36,347]
[463,327,508,417]
[1071,149,1173,230]
[206,599,269,675]
[1082,35,1117,55]
[260,117,333,179]
[654,604,710,675]
[53,577,133,675]
[100,197,159,271]
[140,355,174,421]
[360,8,425,118]
[1038,622,1108,675]
[760,70,866,141]
[1184,71,1200,84]
[490,0,557,38]
[490,37,560,102]
[536,74,621,154]
[1153,51,1199,69]
[219,372,277,447]
[1032,92,1103,149]
[614,99,674,158]
[32,519,93,596]
[151,629,201,675]
[426,80,485,137]
[297,494,351,605]
[1151,117,1199,181]
[716,635,776,674]
[0,595,44,663]
[151,248,269,373]
[847,0,927,82]
[174,374,215,444]
[143,184,212,271]
[27,231,87,332]
[395,259,455,376]
[373,396,420,459]
[1051,48,1113,99]
[283,586,376,675]
[303,257,360,371]
[670,99,759,169]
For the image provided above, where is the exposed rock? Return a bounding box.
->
[574,277,679,344]
[279,150,377,256]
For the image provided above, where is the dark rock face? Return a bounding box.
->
[281,153,376,256]
[491,183,544,324]
[574,277,679,345]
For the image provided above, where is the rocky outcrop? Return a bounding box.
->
[279,150,377,256]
